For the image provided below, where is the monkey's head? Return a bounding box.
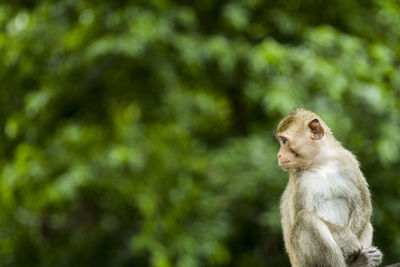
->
[275,108,333,171]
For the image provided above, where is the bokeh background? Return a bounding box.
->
[1,0,399,266]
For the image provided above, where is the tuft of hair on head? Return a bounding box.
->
[289,108,318,119]
[277,116,296,134]
[290,108,305,116]
[277,108,333,139]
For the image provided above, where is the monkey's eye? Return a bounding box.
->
[280,137,288,145]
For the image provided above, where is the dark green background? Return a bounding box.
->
[0,0,399,266]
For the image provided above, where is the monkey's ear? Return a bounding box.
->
[307,119,324,140]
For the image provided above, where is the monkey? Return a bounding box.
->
[276,108,382,267]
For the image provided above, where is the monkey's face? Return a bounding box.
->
[276,133,310,171]
[276,117,325,171]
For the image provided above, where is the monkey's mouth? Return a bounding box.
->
[279,161,291,170]
[279,160,290,170]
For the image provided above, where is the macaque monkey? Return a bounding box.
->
[276,108,382,267]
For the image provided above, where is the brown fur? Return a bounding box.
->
[277,109,382,267]
[277,116,296,134]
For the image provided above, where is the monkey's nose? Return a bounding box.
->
[278,153,281,158]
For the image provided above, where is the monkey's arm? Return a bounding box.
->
[289,209,380,267]
[347,176,372,239]
[288,210,357,267]
[292,181,364,258]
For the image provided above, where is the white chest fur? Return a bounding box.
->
[298,162,350,226]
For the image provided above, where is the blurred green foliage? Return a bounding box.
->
[0,0,400,266]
